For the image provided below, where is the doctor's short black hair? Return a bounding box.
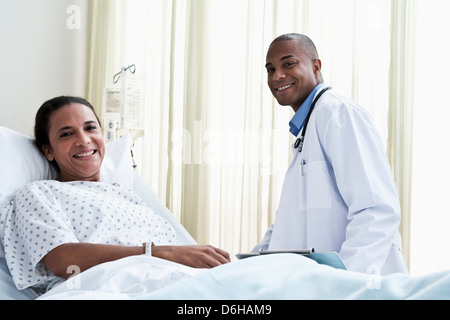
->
[271,33,320,60]
[34,96,101,167]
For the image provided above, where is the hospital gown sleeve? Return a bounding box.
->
[2,181,78,290]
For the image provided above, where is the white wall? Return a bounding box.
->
[0,0,88,136]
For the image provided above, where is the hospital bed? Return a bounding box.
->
[1,125,450,300]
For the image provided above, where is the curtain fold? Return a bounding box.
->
[86,0,126,119]
[387,0,417,268]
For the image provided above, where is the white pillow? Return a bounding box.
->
[0,126,57,209]
[0,126,134,258]
[100,133,133,188]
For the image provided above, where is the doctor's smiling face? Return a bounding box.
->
[266,35,323,112]
[41,102,105,182]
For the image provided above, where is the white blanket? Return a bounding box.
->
[38,253,450,300]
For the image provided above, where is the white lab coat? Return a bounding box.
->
[253,89,409,275]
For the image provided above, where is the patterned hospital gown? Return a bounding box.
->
[2,180,180,291]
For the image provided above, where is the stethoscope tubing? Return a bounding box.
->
[295,86,332,153]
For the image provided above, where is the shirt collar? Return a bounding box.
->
[289,83,327,137]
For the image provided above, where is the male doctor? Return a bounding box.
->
[252,33,408,275]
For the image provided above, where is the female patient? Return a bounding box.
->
[3,96,230,292]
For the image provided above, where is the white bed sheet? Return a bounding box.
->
[37,253,450,300]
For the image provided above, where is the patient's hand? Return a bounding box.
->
[152,245,231,268]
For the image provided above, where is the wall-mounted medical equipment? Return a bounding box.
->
[103,64,145,168]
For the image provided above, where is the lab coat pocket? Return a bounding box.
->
[299,160,332,210]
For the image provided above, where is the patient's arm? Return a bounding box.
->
[41,243,230,279]
[40,243,143,279]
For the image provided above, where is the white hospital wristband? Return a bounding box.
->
[143,242,154,256]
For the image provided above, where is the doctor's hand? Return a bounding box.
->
[152,244,231,269]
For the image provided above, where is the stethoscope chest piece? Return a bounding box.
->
[294,138,304,153]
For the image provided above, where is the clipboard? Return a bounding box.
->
[236,248,347,270]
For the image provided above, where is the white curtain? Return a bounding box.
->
[87,0,394,258]
[409,0,450,276]
[387,0,416,271]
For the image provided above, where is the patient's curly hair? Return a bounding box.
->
[34,96,101,169]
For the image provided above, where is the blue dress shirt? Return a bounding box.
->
[289,83,327,137]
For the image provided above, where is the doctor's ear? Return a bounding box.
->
[313,58,322,75]
[42,145,55,162]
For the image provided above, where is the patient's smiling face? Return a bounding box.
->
[42,103,105,182]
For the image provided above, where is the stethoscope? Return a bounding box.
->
[294,86,332,153]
